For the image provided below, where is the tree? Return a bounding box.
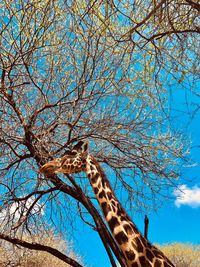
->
[159,243,200,267]
[0,232,82,267]
[0,0,199,266]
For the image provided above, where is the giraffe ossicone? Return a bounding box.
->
[40,140,174,267]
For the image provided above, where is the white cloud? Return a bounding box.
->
[0,196,44,222]
[173,184,200,208]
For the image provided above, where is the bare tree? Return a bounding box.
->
[158,243,200,267]
[0,0,198,266]
[0,232,83,267]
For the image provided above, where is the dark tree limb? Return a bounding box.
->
[185,0,200,12]
[0,233,83,267]
[144,215,149,240]
[120,0,169,39]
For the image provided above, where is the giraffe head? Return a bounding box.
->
[40,140,89,175]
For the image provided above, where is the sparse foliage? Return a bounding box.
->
[159,243,200,267]
[0,232,82,267]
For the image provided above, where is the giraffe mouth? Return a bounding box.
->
[40,159,62,175]
[40,164,55,175]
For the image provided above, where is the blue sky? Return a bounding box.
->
[71,87,200,267]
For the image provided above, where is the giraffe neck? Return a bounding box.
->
[85,155,174,267]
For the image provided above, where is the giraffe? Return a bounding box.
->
[40,140,174,267]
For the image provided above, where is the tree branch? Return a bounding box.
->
[0,233,83,267]
[120,0,170,40]
[145,29,200,44]
[185,0,200,12]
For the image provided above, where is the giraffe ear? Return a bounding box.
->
[72,140,88,153]
[82,140,88,153]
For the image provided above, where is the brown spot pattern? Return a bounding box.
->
[107,191,113,200]
[90,173,99,184]
[131,263,138,267]
[135,237,144,253]
[139,256,151,267]
[155,259,162,267]
[107,216,120,232]
[98,190,106,199]
[124,224,133,235]
[93,187,99,194]
[146,248,154,262]
[114,231,128,245]
[101,202,111,215]
[125,250,135,261]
